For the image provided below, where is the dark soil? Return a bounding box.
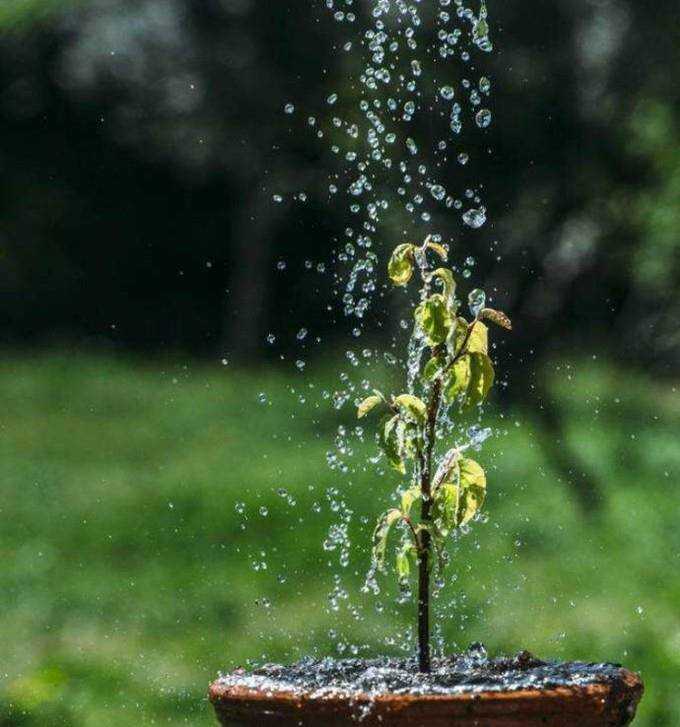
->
[217,643,630,698]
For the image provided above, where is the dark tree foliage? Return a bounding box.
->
[0,0,678,374]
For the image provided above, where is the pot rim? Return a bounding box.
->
[209,666,643,708]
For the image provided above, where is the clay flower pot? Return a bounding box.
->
[209,653,643,726]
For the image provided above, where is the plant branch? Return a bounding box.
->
[417,368,443,673]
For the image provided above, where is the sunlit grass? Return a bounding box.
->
[0,352,677,724]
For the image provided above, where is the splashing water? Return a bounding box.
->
[253,0,501,664]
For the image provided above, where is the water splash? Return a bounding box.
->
[253,0,501,662]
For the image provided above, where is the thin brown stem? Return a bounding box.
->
[417,374,443,673]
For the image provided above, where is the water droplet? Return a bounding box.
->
[440,86,455,100]
[430,184,446,201]
[468,289,486,316]
[475,108,492,128]
[462,207,487,229]
[284,103,295,114]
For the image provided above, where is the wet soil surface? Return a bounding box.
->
[217,644,629,698]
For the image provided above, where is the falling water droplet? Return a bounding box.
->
[475,108,492,128]
[430,185,447,201]
[468,289,486,317]
[462,207,487,229]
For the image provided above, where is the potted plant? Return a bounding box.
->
[210,238,643,725]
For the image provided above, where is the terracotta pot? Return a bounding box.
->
[209,667,643,726]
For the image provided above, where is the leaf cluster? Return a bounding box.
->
[357,237,512,585]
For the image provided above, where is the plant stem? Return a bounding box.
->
[417,375,442,673]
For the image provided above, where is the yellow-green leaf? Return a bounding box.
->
[394,394,428,424]
[396,543,415,580]
[415,294,453,346]
[457,458,487,525]
[431,268,456,301]
[380,415,405,474]
[445,354,472,401]
[401,486,421,516]
[453,318,488,356]
[396,418,421,460]
[423,354,445,382]
[466,321,489,354]
[432,482,459,538]
[467,352,495,406]
[388,243,416,286]
[433,458,487,534]
[372,509,402,570]
[357,394,382,419]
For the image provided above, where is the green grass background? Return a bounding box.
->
[1,353,678,725]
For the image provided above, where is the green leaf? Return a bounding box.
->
[432,482,459,538]
[380,415,405,474]
[445,355,472,401]
[481,308,512,330]
[396,543,415,580]
[457,458,487,525]
[467,321,489,354]
[372,509,402,570]
[396,417,421,460]
[467,352,495,406]
[431,268,456,301]
[388,244,416,286]
[415,294,453,346]
[432,458,487,535]
[453,318,488,356]
[400,486,421,517]
[357,394,382,419]
[394,394,428,424]
[443,350,494,408]
[423,354,445,382]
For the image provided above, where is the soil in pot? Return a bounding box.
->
[209,644,643,726]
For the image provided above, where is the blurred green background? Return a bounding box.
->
[2,355,679,725]
[1,0,679,725]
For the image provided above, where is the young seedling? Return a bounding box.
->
[357,236,512,673]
